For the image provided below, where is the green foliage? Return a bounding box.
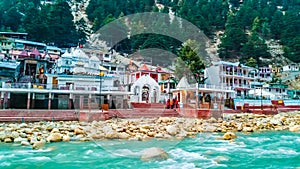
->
[176,40,205,83]
[218,12,247,60]
[241,17,271,66]
[244,57,257,68]
[0,0,299,64]
[0,0,85,47]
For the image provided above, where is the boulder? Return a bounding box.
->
[62,135,71,142]
[30,137,38,144]
[141,147,168,161]
[21,141,30,146]
[74,128,85,135]
[154,133,164,138]
[47,133,62,142]
[203,125,217,132]
[165,125,178,136]
[117,132,130,139]
[289,125,300,132]
[19,123,28,128]
[14,137,27,143]
[32,141,45,149]
[4,137,12,143]
[242,127,254,132]
[51,128,60,133]
[223,132,237,140]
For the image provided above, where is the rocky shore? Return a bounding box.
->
[0,111,300,149]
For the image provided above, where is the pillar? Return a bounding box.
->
[6,92,10,109]
[0,92,4,109]
[31,93,35,109]
[27,93,31,109]
[48,93,52,110]
[79,95,83,109]
[88,94,91,110]
[68,94,73,109]
[196,83,199,109]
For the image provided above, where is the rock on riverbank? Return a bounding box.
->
[0,111,299,148]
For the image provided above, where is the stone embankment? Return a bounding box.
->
[0,112,300,148]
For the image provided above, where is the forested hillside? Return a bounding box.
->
[0,0,299,65]
[0,0,85,47]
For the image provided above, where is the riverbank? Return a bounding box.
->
[0,111,299,148]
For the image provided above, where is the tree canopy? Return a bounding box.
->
[0,0,85,47]
[0,0,299,64]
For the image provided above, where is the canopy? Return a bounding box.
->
[99,65,108,71]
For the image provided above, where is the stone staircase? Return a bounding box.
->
[109,108,180,118]
[0,110,78,122]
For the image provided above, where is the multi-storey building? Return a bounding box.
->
[257,66,272,81]
[206,61,256,98]
[0,32,28,40]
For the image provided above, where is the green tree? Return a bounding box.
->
[244,57,257,68]
[270,11,284,39]
[218,12,247,60]
[47,0,85,46]
[176,40,205,83]
[241,17,271,66]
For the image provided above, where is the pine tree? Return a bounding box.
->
[177,40,205,83]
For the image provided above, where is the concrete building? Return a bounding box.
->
[206,61,256,98]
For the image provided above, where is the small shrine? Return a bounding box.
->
[130,74,160,103]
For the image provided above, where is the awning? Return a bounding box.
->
[99,65,108,71]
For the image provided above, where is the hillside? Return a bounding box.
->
[0,0,299,67]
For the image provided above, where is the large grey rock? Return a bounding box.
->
[165,125,178,136]
[141,147,168,161]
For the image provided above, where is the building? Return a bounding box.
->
[128,63,176,103]
[267,83,289,99]
[0,32,28,40]
[257,66,272,81]
[0,37,15,54]
[282,63,299,72]
[271,65,282,77]
[9,39,47,60]
[206,61,256,98]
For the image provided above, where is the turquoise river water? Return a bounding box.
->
[0,131,299,169]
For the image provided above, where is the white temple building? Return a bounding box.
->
[130,74,160,103]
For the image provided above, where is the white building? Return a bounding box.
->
[282,63,299,72]
[206,61,256,98]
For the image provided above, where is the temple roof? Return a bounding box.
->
[90,55,99,61]
[62,50,72,58]
[19,50,28,57]
[30,48,41,56]
[176,77,190,89]
[140,63,149,71]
